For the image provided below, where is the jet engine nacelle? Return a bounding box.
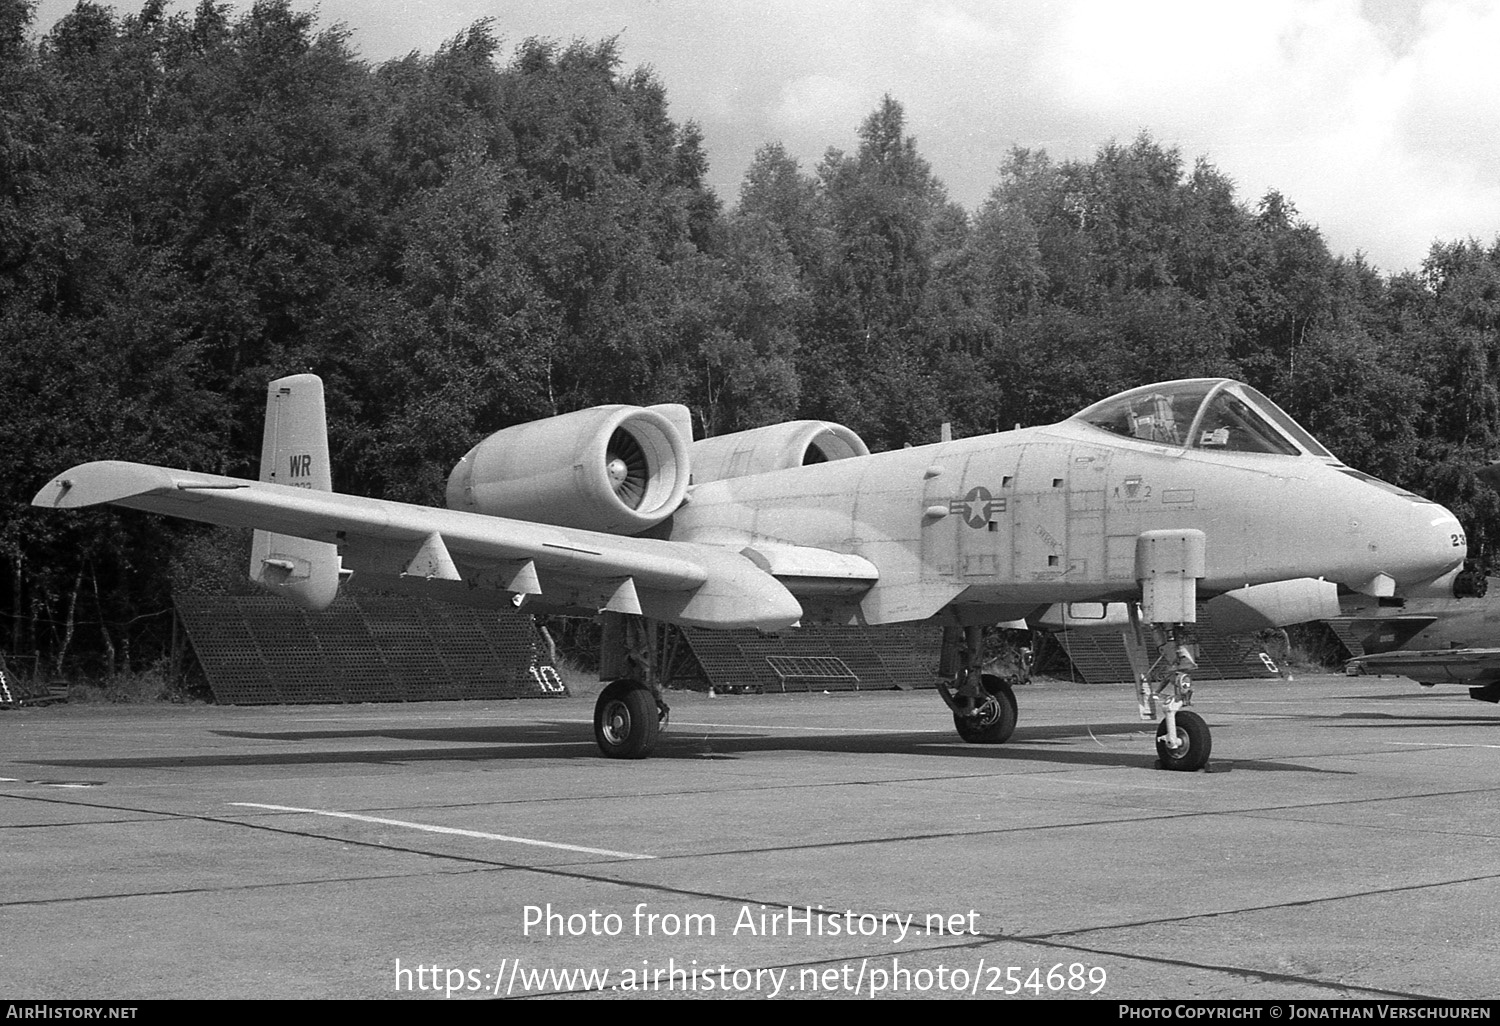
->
[446,405,691,535]
[691,420,869,484]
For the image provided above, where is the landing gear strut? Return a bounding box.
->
[1129,528,1215,771]
[1127,614,1212,772]
[593,613,670,759]
[938,625,1023,745]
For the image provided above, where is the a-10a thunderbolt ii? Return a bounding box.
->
[34,375,1468,769]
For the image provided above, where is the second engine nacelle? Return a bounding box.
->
[690,420,870,485]
[446,405,691,535]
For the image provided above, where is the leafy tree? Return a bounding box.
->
[788,96,960,446]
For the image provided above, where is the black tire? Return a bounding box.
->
[953,674,1019,744]
[1156,710,1211,771]
[593,679,660,759]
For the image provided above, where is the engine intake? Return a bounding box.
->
[446,405,690,535]
[691,421,869,484]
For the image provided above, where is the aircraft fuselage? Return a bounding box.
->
[674,420,1465,626]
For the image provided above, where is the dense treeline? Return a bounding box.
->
[4,0,1500,680]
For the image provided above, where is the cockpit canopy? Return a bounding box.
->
[1072,379,1333,458]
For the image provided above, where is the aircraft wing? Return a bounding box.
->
[32,460,835,631]
[1350,648,1500,685]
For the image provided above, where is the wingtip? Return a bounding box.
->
[31,461,178,509]
[31,475,73,509]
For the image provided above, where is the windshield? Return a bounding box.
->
[1238,385,1333,457]
[1072,379,1330,457]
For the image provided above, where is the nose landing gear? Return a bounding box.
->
[1128,616,1213,772]
[1156,709,1211,769]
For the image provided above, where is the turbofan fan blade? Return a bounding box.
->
[606,429,648,509]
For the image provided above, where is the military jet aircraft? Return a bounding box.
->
[1342,577,1500,703]
[33,375,1468,769]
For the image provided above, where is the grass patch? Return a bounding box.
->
[66,661,208,704]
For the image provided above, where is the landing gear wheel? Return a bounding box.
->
[1155,710,1211,771]
[953,674,1019,744]
[594,678,661,759]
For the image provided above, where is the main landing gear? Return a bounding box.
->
[937,625,1024,745]
[593,613,669,759]
[593,678,669,759]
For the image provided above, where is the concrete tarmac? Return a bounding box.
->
[2,673,1498,1001]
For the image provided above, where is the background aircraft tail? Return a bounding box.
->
[249,374,342,610]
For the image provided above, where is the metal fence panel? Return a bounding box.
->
[175,596,561,705]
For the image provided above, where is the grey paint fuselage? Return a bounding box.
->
[672,419,1465,626]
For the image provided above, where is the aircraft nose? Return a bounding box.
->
[1401,501,1465,584]
[1330,470,1466,596]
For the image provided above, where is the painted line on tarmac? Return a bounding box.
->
[1387,741,1500,750]
[229,802,655,860]
[674,722,952,734]
[561,718,951,735]
[1042,775,1187,792]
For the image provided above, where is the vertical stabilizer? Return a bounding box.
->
[250,374,341,610]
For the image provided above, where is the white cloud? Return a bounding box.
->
[1052,1,1283,109]
[774,75,868,129]
[917,3,1016,50]
[1399,2,1500,167]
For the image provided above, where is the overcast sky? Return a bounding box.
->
[29,0,1500,276]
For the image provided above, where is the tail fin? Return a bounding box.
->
[249,374,342,610]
